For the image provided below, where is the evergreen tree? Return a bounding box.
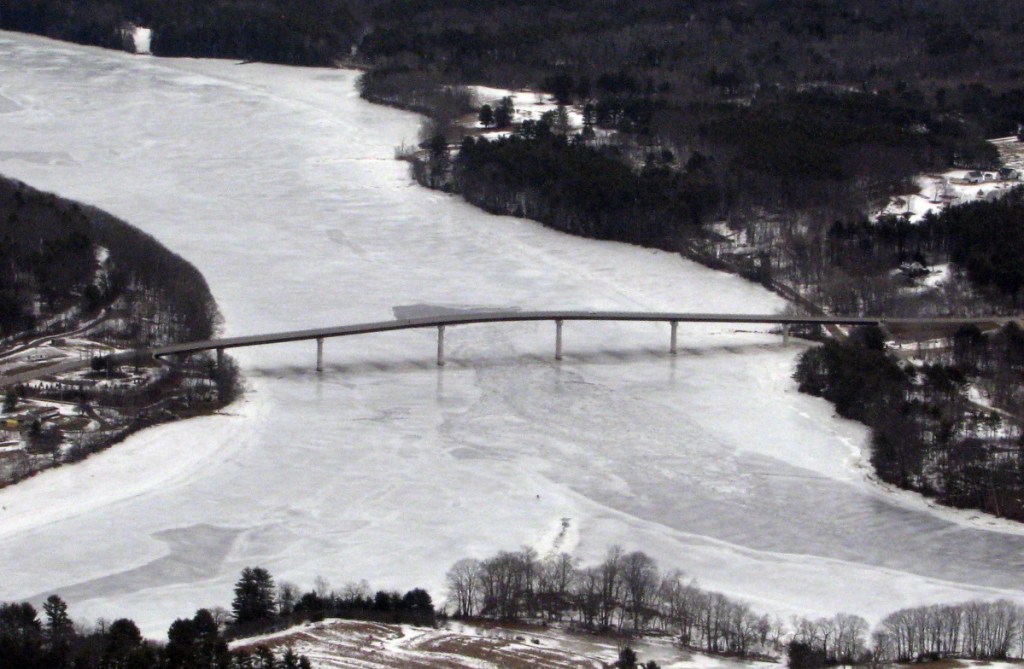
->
[494,97,515,128]
[42,595,72,641]
[0,602,43,669]
[42,595,72,667]
[232,568,277,625]
[281,647,300,669]
[478,104,494,127]
[616,645,638,669]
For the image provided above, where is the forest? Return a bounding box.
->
[448,132,716,247]
[0,176,217,344]
[359,0,1022,222]
[795,323,1024,519]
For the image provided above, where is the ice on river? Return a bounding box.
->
[0,32,1023,637]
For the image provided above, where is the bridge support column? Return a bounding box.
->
[216,347,224,368]
[670,321,678,354]
[437,325,445,367]
[555,319,563,360]
[782,324,790,346]
[316,337,324,373]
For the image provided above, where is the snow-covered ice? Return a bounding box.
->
[0,32,1024,637]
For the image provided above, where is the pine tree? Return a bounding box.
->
[478,104,494,127]
[232,567,277,625]
[42,595,72,641]
[281,647,300,669]
[616,646,638,669]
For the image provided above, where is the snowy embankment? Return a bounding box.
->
[0,31,1022,638]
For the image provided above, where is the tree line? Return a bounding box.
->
[415,127,718,250]
[7,557,1024,667]
[873,601,1024,662]
[445,545,1024,667]
[446,545,790,657]
[0,0,358,65]
[0,588,310,669]
[0,566,437,668]
[227,566,436,639]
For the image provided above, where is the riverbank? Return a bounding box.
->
[0,175,241,487]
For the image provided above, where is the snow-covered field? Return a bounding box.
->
[232,618,784,669]
[1,31,1024,638]
[471,85,586,132]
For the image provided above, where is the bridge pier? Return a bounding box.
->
[782,324,789,346]
[670,321,678,355]
[216,347,224,368]
[555,319,563,360]
[437,325,445,366]
[316,337,324,372]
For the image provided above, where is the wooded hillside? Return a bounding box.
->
[0,176,217,345]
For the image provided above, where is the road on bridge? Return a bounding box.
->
[1,309,1017,386]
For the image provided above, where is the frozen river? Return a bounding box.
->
[0,32,1023,636]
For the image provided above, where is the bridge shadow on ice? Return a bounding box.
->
[245,340,793,381]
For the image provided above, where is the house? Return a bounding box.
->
[998,167,1020,181]
[966,171,984,184]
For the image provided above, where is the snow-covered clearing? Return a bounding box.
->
[877,138,1024,223]
[877,171,1020,223]
[0,32,1024,638]
[471,85,585,132]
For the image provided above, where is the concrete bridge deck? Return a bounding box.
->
[2,310,1017,386]
[144,310,1020,371]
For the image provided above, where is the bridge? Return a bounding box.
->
[141,310,1019,371]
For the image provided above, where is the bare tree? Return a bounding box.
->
[445,558,481,618]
